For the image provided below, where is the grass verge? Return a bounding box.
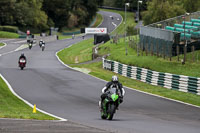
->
[92,13,103,27]
[0,31,19,38]
[97,39,200,77]
[0,76,57,120]
[57,38,94,64]
[0,43,5,47]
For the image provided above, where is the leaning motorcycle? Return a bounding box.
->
[100,87,120,120]
[19,58,26,70]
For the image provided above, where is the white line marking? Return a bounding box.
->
[0,118,63,122]
[55,46,200,109]
[0,39,16,42]
[112,22,117,27]
[0,74,67,121]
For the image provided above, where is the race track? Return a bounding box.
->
[0,11,200,133]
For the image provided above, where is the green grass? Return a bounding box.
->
[0,76,57,120]
[57,39,94,64]
[0,31,19,38]
[98,39,200,77]
[92,13,103,27]
[58,35,73,40]
[0,43,5,47]
[100,8,136,35]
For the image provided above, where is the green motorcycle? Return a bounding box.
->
[100,87,120,120]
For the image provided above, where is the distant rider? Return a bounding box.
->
[42,40,45,46]
[19,53,26,61]
[39,39,45,47]
[100,75,125,109]
[18,53,27,66]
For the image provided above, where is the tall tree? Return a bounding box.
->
[42,0,71,29]
[0,0,16,25]
[183,0,200,13]
[15,0,48,30]
[42,0,98,30]
[142,0,185,25]
[97,0,104,6]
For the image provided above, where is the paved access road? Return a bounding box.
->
[0,11,200,133]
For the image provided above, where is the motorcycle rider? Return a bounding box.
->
[18,53,26,66]
[42,40,45,46]
[100,75,125,110]
[19,53,26,61]
[39,39,43,47]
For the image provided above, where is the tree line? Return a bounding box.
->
[143,0,200,25]
[103,0,200,25]
[0,0,103,32]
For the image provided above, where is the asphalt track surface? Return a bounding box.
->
[0,11,200,133]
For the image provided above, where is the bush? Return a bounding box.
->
[127,26,137,36]
[0,31,19,38]
[0,26,19,33]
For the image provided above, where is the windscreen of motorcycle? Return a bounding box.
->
[19,58,26,63]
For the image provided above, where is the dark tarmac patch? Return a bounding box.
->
[0,118,111,133]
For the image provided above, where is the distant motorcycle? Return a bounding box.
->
[100,86,121,120]
[18,58,26,70]
[39,41,43,47]
[41,43,45,51]
[28,42,32,49]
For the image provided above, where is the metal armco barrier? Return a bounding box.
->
[103,58,200,95]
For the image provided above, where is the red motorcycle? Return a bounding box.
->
[19,58,26,70]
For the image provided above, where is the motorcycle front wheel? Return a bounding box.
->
[107,104,115,120]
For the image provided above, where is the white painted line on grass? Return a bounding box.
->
[0,74,67,121]
[55,46,200,109]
